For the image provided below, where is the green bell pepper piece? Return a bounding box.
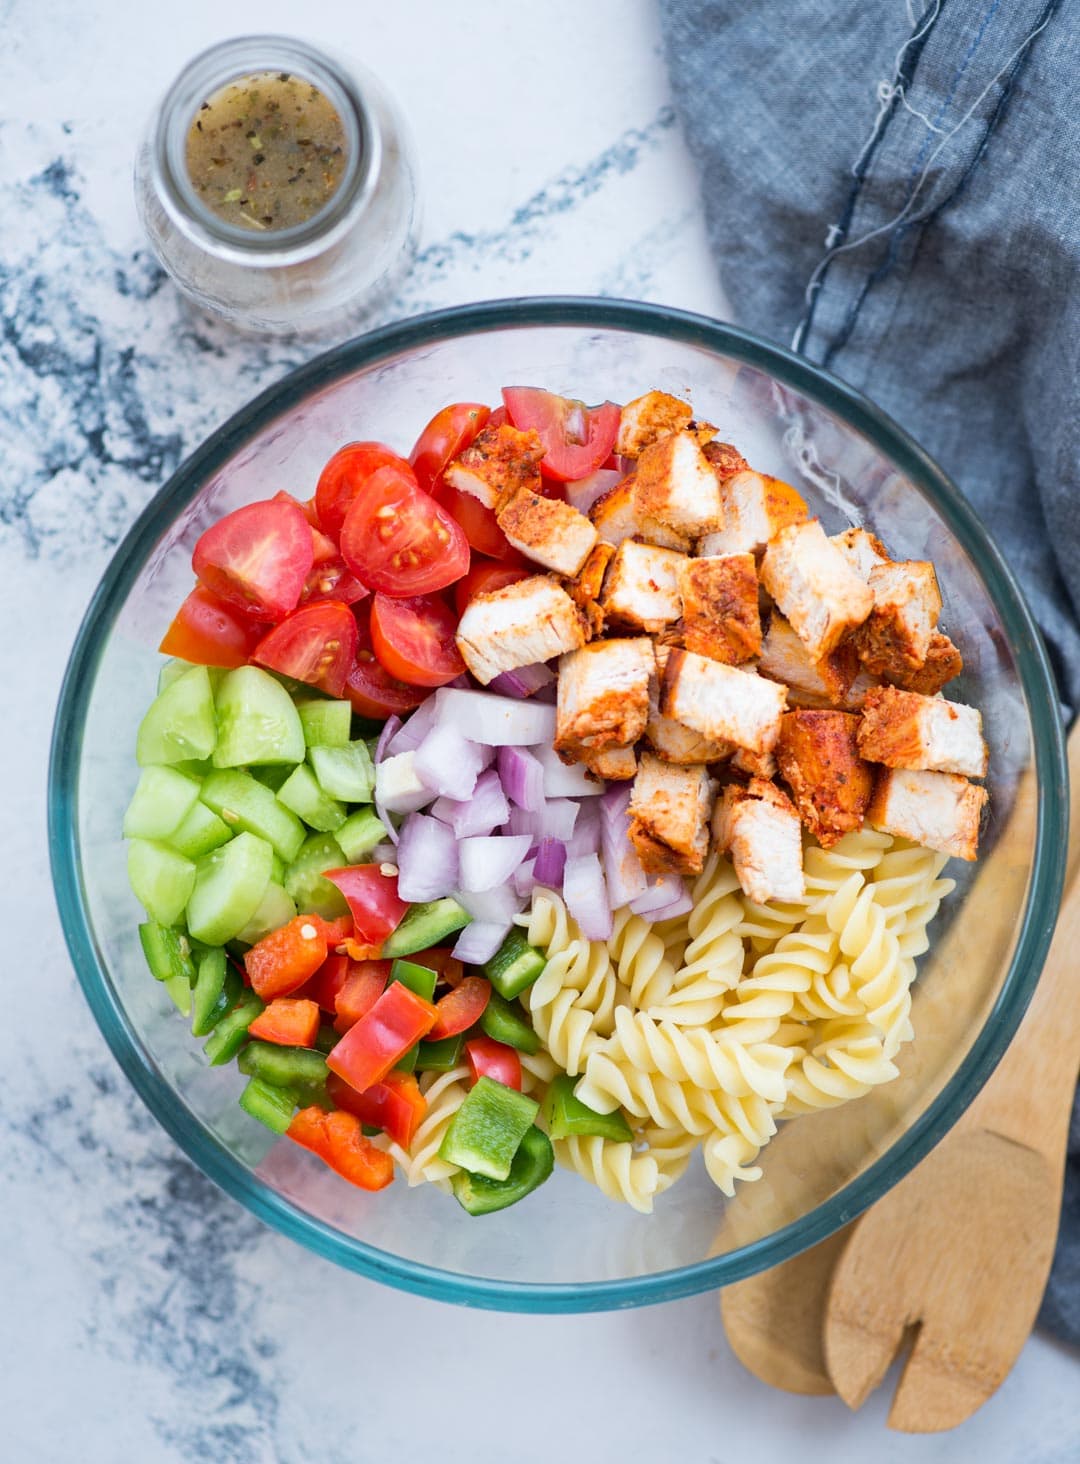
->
[191,948,244,1036]
[438,1076,538,1181]
[542,1073,634,1142]
[203,990,263,1066]
[237,1041,329,1107]
[238,1077,296,1135]
[138,921,196,986]
[415,1034,465,1072]
[483,928,546,999]
[451,1125,554,1215]
[479,991,540,1054]
[389,959,438,1003]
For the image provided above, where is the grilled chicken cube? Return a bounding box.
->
[615,390,693,457]
[888,631,964,696]
[554,638,654,756]
[867,767,986,861]
[568,540,615,607]
[455,575,586,685]
[760,519,874,660]
[703,440,750,481]
[699,471,808,557]
[857,686,988,778]
[632,431,725,538]
[759,612,858,708]
[628,753,716,876]
[646,645,732,764]
[496,489,598,577]
[830,526,891,581]
[731,746,777,779]
[600,540,687,633]
[775,710,874,847]
[580,745,638,781]
[676,553,762,665]
[660,647,786,754]
[856,560,943,678]
[443,424,544,509]
[712,778,805,903]
[842,666,882,711]
[589,476,692,552]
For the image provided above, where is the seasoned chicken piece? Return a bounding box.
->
[830,527,891,581]
[676,553,762,665]
[758,612,858,708]
[868,767,986,862]
[842,666,882,711]
[856,560,943,678]
[646,645,732,764]
[600,540,687,633]
[580,745,638,781]
[633,432,725,538]
[443,424,544,509]
[775,710,874,848]
[888,631,964,696]
[567,541,615,607]
[660,648,787,754]
[857,686,988,778]
[496,488,598,577]
[712,778,805,904]
[702,440,750,481]
[589,476,692,552]
[615,390,693,457]
[455,575,586,685]
[628,753,716,876]
[554,638,654,756]
[731,746,777,779]
[699,471,809,557]
[760,519,874,660]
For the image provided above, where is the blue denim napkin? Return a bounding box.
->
[659,0,1079,1345]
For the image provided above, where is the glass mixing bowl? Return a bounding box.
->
[49,299,1067,1311]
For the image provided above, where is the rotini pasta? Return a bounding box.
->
[646,854,744,1026]
[380,1067,471,1189]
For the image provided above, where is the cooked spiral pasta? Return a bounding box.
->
[717,915,838,1044]
[803,827,893,908]
[870,842,955,957]
[553,1135,664,1214]
[781,1023,900,1115]
[824,872,913,1058]
[647,854,744,1026]
[608,906,676,1010]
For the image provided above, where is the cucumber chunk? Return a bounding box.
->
[484,928,547,1000]
[382,898,471,958]
[158,660,225,695]
[213,666,304,768]
[122,766,201,840]
[190,948,243,1036]
[276,764,346,833]
[335,808,387,863]
[186,831,273,945]
[284,833,349,919]
[308,742,374,803]
[200,769,306,862]
[236,882,297,945]
[238,1077,296,1134]
[128,839,197,926]
[167,800,232,860]
[136,664,217,767]
[250,764,293,793]
[297,698,353,749]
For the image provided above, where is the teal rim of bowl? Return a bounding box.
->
[48,297,1068,1312]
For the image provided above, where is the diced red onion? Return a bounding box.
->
[435,687,556,746]
[599,785,648,908]
[369,841,398,866]
[458,834,534,894]
[386,697,438,757]
[374,750,431,816]
[640,890,694,922]
[457,883,526,925]
[452,920,513,964]
[396,814,459,903]
[508,798,578,843]
[512,857,538,899]
[599,782,633,819]
[374,797,398,846]
[488,662,556,699]
[532,741,604,797]
[532,837,567,889]
[414,723,488,802]
[563,852,612,941]
[496,745,545,811]
[430,769,509,838]
[563,467,622,516]
[565,800,601,858]
[629,873,687,916]
[375,715,403,764]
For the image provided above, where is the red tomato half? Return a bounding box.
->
[314,442,410,539]
[323,865,408,947]
[453,560,533,618]
[370,592,466,688]
[409,402,491,495]
[253,600,358,698]
[485,405,509,430]
[432,480,518,561]
[301,557,370,607]
[345,602,431,718]
[340,464,469,597]
[502,387,620,483]
[159,584,266,669]
[192,498,314,619]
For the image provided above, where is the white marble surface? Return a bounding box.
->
[4,0,1077,1459]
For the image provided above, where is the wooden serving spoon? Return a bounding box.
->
[723,725,1079,1420]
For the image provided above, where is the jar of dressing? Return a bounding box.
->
[135,35,418,335]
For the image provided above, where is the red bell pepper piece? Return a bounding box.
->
[327,1070,427,1149]
[333,959,391,1033]
[427,976,491,1040]
[286,1106,395,1191]
[245,916,329,1000]
[324,866,408,946]
[312,914,353,947]
[464,1035,522,1091]
[247,996,321,1048]
[296,953,350,1013]
[326,981,437,1093]
[411,947,466,988]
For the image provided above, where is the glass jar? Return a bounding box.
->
[134,35,419,335]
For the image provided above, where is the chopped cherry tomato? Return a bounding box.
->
[427,976,491,1040]
[192,498,313,620]
[333,959,392,1033]
[453,560,533,617]
[314,442,410,539]
[296,953,350,1013]
[502,387,621,483]
[301,556,370,607]
[326,982,438,1093]
[287,1106,395,1191]
[271,489,321,528]
[344,603,431,718]
[408,948,465,986]
[465,1035,522,1091]
[409,402,491,495]
[253,600,358,698]
[327,1069,427,1149]
[340,464,470,597]
[244,916,329,1001]
[248,997,321,1048]
[158,584,267,669]
[432,480,518,561]
[323,866,408,947]
[370,592,466,688]
[485,405,508,430]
